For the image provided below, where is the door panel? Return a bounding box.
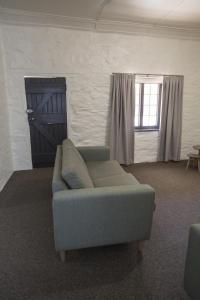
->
[25,77,67,168]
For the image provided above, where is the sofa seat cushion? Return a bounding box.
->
[86,160,126,180]
[62,139,94,189]
[94,174,139,187]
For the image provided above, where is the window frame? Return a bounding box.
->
[135,82,162,132]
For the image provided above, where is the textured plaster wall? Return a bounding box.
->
[0,28,13,190]
[1,24,200,170]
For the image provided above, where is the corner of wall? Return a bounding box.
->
[0,24,14,191]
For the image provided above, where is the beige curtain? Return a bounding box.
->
[158,76,184,162]
[110,73,135,165]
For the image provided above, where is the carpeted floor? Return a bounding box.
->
[0,161,200,300]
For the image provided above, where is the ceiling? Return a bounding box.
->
[0,0,200,39]
[0,0,200,28]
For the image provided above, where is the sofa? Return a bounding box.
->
[52,139,155,262]
[184,224,200,300]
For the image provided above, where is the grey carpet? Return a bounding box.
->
[0,161,199,300]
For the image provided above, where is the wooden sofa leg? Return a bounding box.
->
[136,240,145,261]
[59,250,66,262]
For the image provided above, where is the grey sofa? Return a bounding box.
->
[184,224,200,300]
[52,139,155,262]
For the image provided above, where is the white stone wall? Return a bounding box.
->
[1,25,200,170]
[0,28,13,191]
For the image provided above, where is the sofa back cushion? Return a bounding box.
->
[61,139,94,189]
[52,145,69,193]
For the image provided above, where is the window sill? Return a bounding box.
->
[135,128,160,132]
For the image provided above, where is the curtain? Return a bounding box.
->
[110,73,135,165]
[158,75,184,162]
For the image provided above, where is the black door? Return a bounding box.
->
[25,77,67,168]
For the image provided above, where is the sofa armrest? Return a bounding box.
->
[76,146,110,161]
[184,224,200,300]
[53,184,155,251]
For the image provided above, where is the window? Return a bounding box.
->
[135,83,162,131]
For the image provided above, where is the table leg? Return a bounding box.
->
[186,158,190,170]
[198,159,200,173]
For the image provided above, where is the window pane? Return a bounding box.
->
[135,92,140,106]
[135,105,140,126]
[143,116,149,126]
[150,105,157,116]
[135,82,161,129]
[135,83,140,95]
[150,84,159,94]
[142,83,160,128]
[135,84,141,127]
[143,105,149,116]
[149,116,157,126]
[144,95,149,106]
[149,95,158,105]
[135,115,139,127]
[144,84,151,94]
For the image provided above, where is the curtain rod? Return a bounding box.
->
[112,72,183,77]
[136,73,183,77]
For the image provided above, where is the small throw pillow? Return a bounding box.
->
[61,139,94,189]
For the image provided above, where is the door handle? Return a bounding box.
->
[30,117,36,121]
[26,109,34,114]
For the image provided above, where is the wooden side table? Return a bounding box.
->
[186,152,200,172]
[193,144,200,155]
